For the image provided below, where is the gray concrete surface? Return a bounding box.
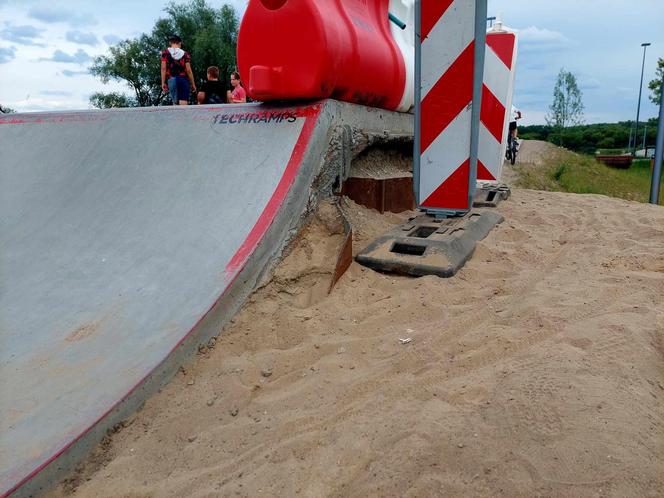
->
[0,101,412,497]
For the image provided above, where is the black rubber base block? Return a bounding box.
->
[356,210,504,278]
[473,183,511,208]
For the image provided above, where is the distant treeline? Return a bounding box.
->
[520,118,659,155]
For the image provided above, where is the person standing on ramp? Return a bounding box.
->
[161,35,196,105]
[197,66,226,105]
[227,71,247,103]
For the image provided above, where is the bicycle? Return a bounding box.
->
[506,133,518,165]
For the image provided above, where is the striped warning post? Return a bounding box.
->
[478,27,518,182]
[415,0,487,215]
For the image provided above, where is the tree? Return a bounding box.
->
[648,57,663,106]
[546,68,585,130]
[89,92,137,109]
[90,36,165,107]
[0,104,15,113]
[154,1,239,87]
[89,0,239,108]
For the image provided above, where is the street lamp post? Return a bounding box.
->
[650,78,664,204]
[633,42,651,156]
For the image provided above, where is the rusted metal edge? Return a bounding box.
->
[329,201,353,293]
[340,176,415,214]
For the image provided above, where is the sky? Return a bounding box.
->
[0,0,662,124]
[489,0,664,125]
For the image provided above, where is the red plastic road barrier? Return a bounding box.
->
[237,0,406,111]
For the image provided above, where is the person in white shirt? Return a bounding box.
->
[509,105,522,139]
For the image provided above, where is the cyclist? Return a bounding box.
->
[509,105,522,144]
[506,105,522,165]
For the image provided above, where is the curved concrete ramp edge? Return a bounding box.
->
[0,100,412,497]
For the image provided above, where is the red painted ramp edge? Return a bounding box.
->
[3,102,322,498]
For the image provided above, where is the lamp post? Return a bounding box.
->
[633,42,651,156]
[650,77,664,204]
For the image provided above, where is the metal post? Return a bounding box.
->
[467,0,488,210]
[633,42,651,156]
[413,0,421,206]
[650,78,664,204]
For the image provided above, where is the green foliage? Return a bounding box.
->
[552,163,568,181]
[520,118,658,155]
[546,68,585,133]
[512,145,662,205]
[90,35,164,107]
[648,57,663,105]
[89,0,239,108]
[154,1,239,89]
[89,92,137,109]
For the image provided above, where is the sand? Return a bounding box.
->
[513,139,557,166]
[348,145,413,180]
[47,166,664,497]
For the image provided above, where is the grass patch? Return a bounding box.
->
[513,146,663,205]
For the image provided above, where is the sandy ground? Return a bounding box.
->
[348,145,413,179]
[513,139,557,166]
[47,156,664,497]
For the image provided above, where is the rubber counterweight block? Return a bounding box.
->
[356,210,504,278]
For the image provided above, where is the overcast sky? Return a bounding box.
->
[0,0,662,124]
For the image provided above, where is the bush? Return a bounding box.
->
[519,119,658,155]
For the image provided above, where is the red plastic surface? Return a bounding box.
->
[237,0,406,110]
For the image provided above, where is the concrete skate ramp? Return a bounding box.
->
[0,101,412,496]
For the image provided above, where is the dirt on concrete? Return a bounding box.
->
[46,149,664,498]
[349,144,413,179]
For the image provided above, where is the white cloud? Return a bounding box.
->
[0,46,16,63]
[518,26,574,52]
[103,34,121,45]
[66,30,98,46]
[40,49,92,64]
[61,69,90,77]
[518,108,548,126]
[1,22,44,46]
[579,77,601,90]
[28,5,97,28]
[7,96,90,112]
[39,89,73,96]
